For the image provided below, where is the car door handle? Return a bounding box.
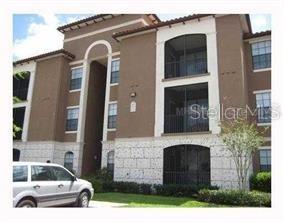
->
[33,185,40,189]
[58,184,64,188]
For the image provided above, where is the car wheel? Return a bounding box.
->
[77,191,89,208]
[17,199,36,208]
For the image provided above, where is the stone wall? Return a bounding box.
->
[102,134,247,189]
[13,141,83,175]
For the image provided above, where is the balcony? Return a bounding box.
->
[165,34,207,79]
[164,83,209,134]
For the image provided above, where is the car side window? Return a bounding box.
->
[31,165,55,181]
[13,165,28,182]
[52,166,73,181]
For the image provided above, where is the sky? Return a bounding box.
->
[13,14,271,60]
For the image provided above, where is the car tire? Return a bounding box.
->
[17,199,36,208]
[76,191,90,208]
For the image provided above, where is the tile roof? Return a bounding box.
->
[13,49,75,65]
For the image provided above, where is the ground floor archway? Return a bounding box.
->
[163,144,210,185]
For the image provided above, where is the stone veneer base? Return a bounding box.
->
[13,141,83,176]
[102,134,247,189]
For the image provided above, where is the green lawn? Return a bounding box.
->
[93,192,226,208]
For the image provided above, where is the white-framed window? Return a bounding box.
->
[110,59,120,84]
[64,151,74,171]
[66,107,79,131]
[70,67,83,90]
[259,149,271,171]
[256,91,271,123]
[108,103,117,129]
[251,40,271,70]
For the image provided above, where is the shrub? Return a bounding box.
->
[81,176,103,193]
[250,172,271,193]
[198,189,271,207]
[139,183,152,195]
[154,184,219,197]
[112,182,140,193]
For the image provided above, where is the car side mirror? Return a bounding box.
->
[71,176,77,181]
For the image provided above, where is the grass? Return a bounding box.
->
[92,192,226,208]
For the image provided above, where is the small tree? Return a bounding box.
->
[220,119,265,191]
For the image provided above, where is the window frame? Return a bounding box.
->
[254,90,271,125]
[69,66,83,92]
[259,148,271,171]
[107,102,117,130]
[110,58,120,85]
[65,106,79,132]
[64,151,74,172]
[164,34,208,79]
[250,39,271,72]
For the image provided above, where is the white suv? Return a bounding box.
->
[13,162,94,208]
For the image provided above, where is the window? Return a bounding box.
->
[66,108,79,131]
[52,166,73,181]
[31,165,55,181]
[13,165,28,182]
[70,67,83,90]
[107,151,114,176]
[259,149,271,171]
[251,40,271,70]
[13,72,30,101]
[13,148,21,161]
[256,92,271,123]
[110,59,120,84]
[13,107,26,140]
[165,34,207,78]
[108,103,117,129]
[64,151,74,171]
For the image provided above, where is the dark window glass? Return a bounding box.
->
[251,40,271,70]
[259,149,271,171]
[70,68,83,90]
[66,108,79,131]
[13,72,30,101]
[165,34,207,78]
[164,83,209,133]
[52,166,73,181]
[13,148,21,161]
[13,107,26,140]
[31,165,55,181]
[13,165,28,182]
[108,103,117,129]
[256,92,271,123]
[64,152,74,171]
[107,151,114,177]
[110,60,120,84]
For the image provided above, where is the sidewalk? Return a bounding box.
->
[89,200,128,208]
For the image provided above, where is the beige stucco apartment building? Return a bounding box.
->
[13,14,271,189]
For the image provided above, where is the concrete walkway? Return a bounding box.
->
[89,200,128,208]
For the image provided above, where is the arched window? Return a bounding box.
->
[64,151,74,171]
[107,151,114,176]
[165,34,207,78]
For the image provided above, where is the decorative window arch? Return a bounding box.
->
[107,151,114,176]
[165,34,207,78]
[64,151,74,171]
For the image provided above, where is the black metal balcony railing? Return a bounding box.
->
[163,171,210,185]
[164,114,209,134]
[165,58,207,79]
[257,107,271,123]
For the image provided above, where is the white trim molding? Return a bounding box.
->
[64,19,147,43]
[77,40,112,143]
[257,122,271,127]
[13,62,36,142]
[253,89,271,94]
[69,89,81,93]
[253,68,271,73]
[154,17,220,137]
[246,35,271,44]
[258,146,271,150]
